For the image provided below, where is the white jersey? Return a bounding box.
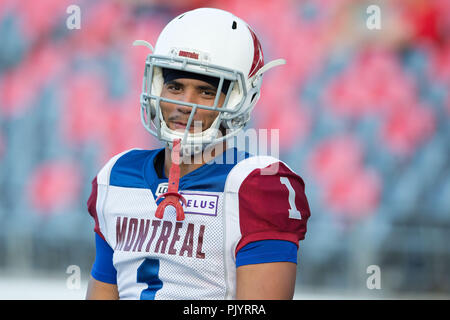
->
[87,147,310,299]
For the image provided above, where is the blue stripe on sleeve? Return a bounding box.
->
[91,233,117,284]
[235,240,298,268]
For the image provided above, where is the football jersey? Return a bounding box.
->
[87,147,310,299]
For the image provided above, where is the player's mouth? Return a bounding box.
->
[170,120,203,132]
[172,121,187,130]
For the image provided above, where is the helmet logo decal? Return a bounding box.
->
[247,26,264,78]
[179,50,199,60]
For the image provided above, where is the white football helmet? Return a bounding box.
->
[134,7,285,154]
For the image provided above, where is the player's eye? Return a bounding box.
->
[166,83,182,92]
[200,89,216,98]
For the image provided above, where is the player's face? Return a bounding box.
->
[160,78,226,133]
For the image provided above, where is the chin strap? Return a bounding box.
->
[155,139,187,221]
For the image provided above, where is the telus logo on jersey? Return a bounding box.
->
[182,193,219,216]
[115,217,206,259]
[155,184,219,216]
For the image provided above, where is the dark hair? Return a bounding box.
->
[162,68,231,95]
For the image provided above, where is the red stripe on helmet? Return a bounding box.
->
[247,26,264,78]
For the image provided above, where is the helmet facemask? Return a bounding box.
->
[139,53,253,156]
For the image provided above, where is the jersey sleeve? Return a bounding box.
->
[235,240,298,267]
[91,233,117,284]
[86,148,140,242]
[87,176,106,240]
[235,160,311,255]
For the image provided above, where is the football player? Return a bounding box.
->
[86,7,311,300]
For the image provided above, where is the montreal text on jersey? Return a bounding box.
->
[115,216,206,258]
[183,304,266,317]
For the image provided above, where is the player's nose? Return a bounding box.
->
[175,88,198,113]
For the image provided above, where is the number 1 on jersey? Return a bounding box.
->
[137,258,163,300]
[280,177,302,220]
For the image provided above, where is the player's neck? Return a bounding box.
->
[164,141,227,178]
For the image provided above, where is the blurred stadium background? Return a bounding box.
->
[0,0,449,299]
